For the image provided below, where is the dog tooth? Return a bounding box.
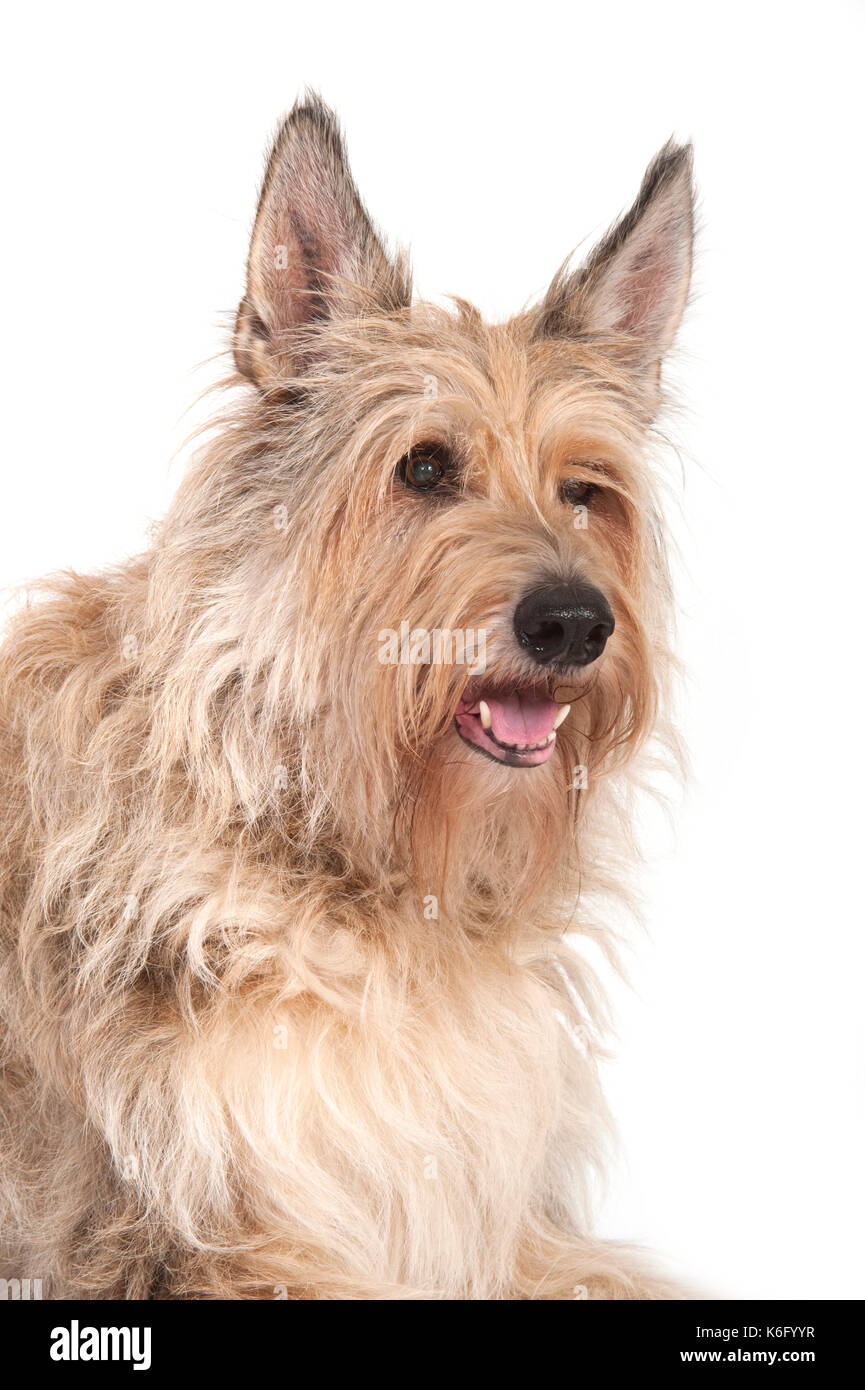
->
[479,700,492,730]
[553,704,571,730]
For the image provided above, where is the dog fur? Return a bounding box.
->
[0,95,694,1299]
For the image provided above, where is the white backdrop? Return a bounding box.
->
[2,0,863,1299]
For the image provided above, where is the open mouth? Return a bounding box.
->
[454,684,570,768]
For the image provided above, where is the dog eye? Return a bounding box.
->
[398,445,450,492]
[560,479,599,507]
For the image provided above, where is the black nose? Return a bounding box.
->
[513,582,615,668]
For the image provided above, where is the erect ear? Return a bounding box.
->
[234,93,410,387]
[539,141,694,385]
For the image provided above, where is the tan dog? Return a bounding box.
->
[0,95,694,1298]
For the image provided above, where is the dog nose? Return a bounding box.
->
[513,582,615,667]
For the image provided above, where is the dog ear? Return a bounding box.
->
[540,141,694,385]
[234,94,410,387]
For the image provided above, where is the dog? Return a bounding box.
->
[0,95,694,1299]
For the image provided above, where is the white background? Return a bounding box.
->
[2,1,863,1299]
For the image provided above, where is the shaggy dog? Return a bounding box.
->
[0,95,694,1299]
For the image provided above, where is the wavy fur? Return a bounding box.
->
[0,97,694,1299]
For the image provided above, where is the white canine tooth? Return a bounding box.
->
[479,700,492,730]
[553,704,571,730]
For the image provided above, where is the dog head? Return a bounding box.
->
[207,95,693,908]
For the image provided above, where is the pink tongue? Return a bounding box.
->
[485,692,560,746]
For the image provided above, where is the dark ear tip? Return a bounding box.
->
[633,138,695,227]
[281,90,341,139]
[266,91,346,174]
[652,138,695,188]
